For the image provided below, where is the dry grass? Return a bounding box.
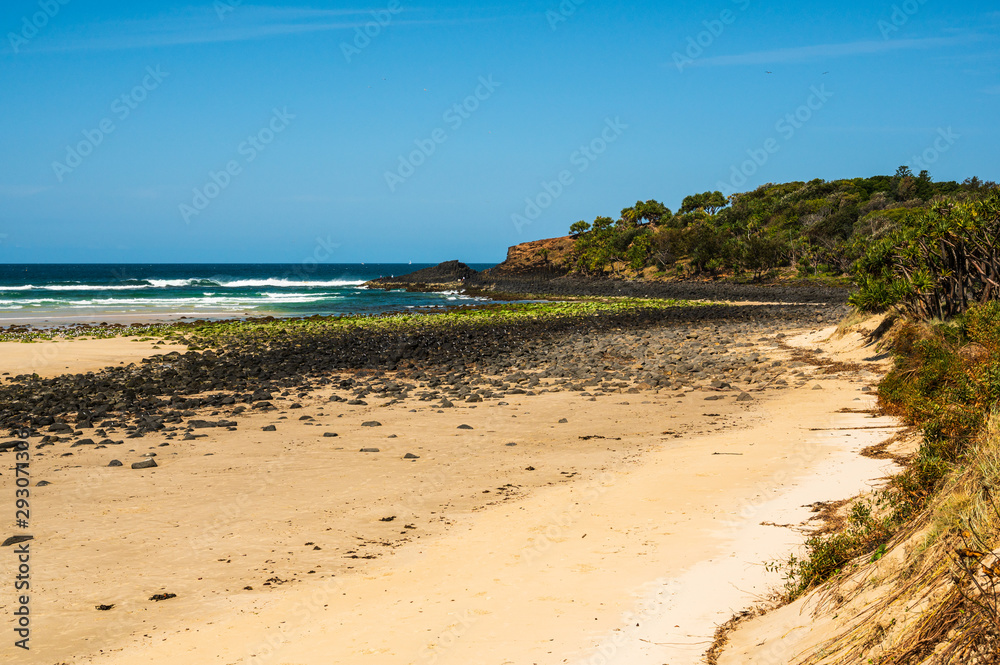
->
[861,430,918,467]
[792,412,1000,664]
[834,308,877,338]
[774,337,884,375]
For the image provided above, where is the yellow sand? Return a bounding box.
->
[0,322,899,664]
[0,338,187,379]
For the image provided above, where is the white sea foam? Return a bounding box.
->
[219,278,367,288]
[0,278,366,292]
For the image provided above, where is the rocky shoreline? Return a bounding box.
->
[4,290,884,665]
[366,261,850,304]
[1,298,849,457]
[466,274,849,304]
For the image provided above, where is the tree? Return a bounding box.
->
[680,193,703,214]
[635,199,671,226]
[680,191,727,215]
[851,191,1000,317]
[626,232,653,271]
[652,227,683,267]
[737,235,789,281]
[619,206,640,228]
[915,170,934,200]
[591,215,615,234]
[703,191,728,214]
[569,220,590,237]
[962,176,999,193]
[573,216,618,274]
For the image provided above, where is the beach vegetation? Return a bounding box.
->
[566,171,997,284]
[775,302,1000,660]
[851,190,1000,318]
[0,299,704,346]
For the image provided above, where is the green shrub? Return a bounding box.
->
[786,304,1000,597]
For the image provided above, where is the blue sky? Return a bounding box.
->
[0,1,997,263]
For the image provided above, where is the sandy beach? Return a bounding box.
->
[0,337,188,379]
[0,301,903,665]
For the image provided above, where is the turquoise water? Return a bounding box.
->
[0,264,495,321]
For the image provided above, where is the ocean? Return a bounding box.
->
[0,264,496,323]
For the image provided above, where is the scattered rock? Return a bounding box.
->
[108,460,123,467]
[262,425,277,432]
[403,453,420,459]
[360,447,380,453]
[149,593,177,602]
[131,459,158,469]
[362,421,382,427]
[457,424,473,430]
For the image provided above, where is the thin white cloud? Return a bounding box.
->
[5,5,486,55]
[686,36,966,67]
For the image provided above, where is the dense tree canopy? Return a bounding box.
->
[852,191,1000,317]
[567,170,997,284]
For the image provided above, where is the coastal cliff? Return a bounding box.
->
[480,235,576,277]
